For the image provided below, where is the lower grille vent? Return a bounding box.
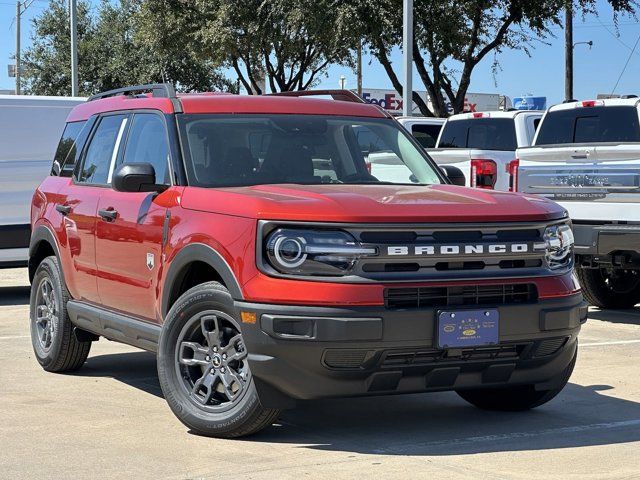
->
[535,337,568,357]
[384,283,537,309]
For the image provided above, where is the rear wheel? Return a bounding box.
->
[29,256,91,372]
[456,347,576,411]
[157,282,280,438]
[577,267,640,309]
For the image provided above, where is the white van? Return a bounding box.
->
[0,95,84,267]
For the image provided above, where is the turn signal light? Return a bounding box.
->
[470,159,497,189]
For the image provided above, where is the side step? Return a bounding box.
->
[66,301,160,352]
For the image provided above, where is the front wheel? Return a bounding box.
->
[576,267,640,309]
[157,282,280,438]
[456,348,577,411]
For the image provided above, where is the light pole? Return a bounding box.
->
[402,0,413,116]
[15,1,21,95]
[70,0,78,96]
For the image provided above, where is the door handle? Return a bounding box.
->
[55,204,71,216]
[98,208,118,222]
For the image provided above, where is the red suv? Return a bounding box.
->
[29,84,586,438]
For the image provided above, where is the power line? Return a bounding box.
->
[611,31,640,94]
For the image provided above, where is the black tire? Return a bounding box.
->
[29,256,91,372]
[456,347,577,411]
[157,281,280,438]
[576,267,640,309]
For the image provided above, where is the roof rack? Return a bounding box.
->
[87,83,177,102]
[265,89,365,104]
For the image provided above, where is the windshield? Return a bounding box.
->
[535,106,640,145]
[438,118,517,151]
[177,114,443,187]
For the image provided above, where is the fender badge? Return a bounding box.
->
[146,253,155,271]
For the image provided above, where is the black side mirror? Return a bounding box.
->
[112,163,164,193]
[440,165,466,187]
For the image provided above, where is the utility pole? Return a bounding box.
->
[356,40,362,97]
[15,1,21,95]
[70,0,78,96]
[402,0,413,116]
[565,3,573,101]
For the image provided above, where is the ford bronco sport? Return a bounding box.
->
[29,84,586,438]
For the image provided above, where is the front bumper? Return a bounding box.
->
[235,293,587,408]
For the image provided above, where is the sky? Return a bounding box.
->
[1,0,639,105]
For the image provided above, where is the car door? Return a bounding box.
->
[56,113,129,303]
[95,112,172,322]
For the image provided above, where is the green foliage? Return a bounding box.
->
[136,0,358,94]
[22,0,233,96]
[351,0,637,116]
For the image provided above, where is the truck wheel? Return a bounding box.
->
[456,348,576,411]
[577,267,640,309]
[29,256,91,372]
[157,282,280,438]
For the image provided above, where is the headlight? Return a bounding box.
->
[537,223,574,269]
[265,228,376,276]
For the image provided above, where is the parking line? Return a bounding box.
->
[372,419,640,453]
[581,340,640,347]
[0,335,29,340]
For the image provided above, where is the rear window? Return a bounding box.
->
[411,123,442,148]
[536,106,640,145]
[437,118,517,151]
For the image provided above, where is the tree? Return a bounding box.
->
[352,0,637,117]
[136,0,358,94]
[21,0,233,96]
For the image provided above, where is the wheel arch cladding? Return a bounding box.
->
[28,226,62,283]
[162,243,244,317]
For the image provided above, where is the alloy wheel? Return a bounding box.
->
[35,278,57,352]
[175,310,250,412]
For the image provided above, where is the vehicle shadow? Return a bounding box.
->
[0,286,31,306]
[78,351,640,456]
[588,307,640,326]
[76,350,163,398]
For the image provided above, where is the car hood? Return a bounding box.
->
[180,183,565,223]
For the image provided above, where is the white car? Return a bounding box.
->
[516,97,640,308]
[429,110,543,191]
[0,95,84,267]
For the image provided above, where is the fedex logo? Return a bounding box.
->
[362,92,403,112]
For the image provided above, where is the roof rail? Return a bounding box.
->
[265,89,365,104]
[87,83,177,102]
[621,94,638,99]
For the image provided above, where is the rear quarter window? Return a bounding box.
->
[536,106,640,145]
[437,118,517,151]
[411,124,442,149]
[53,121,86,176]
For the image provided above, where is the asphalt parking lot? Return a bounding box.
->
[1,268,639,480]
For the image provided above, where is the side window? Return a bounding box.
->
[52,121,85,176]
[78,114,128,184]
[120,114,170,184]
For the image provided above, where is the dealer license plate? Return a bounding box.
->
[437,309,499,349]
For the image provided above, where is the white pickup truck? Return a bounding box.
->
[515,97,640,308]
[429,110,543,190]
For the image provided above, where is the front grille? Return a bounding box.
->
[346,222,555,281]
[384,283,537,309]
